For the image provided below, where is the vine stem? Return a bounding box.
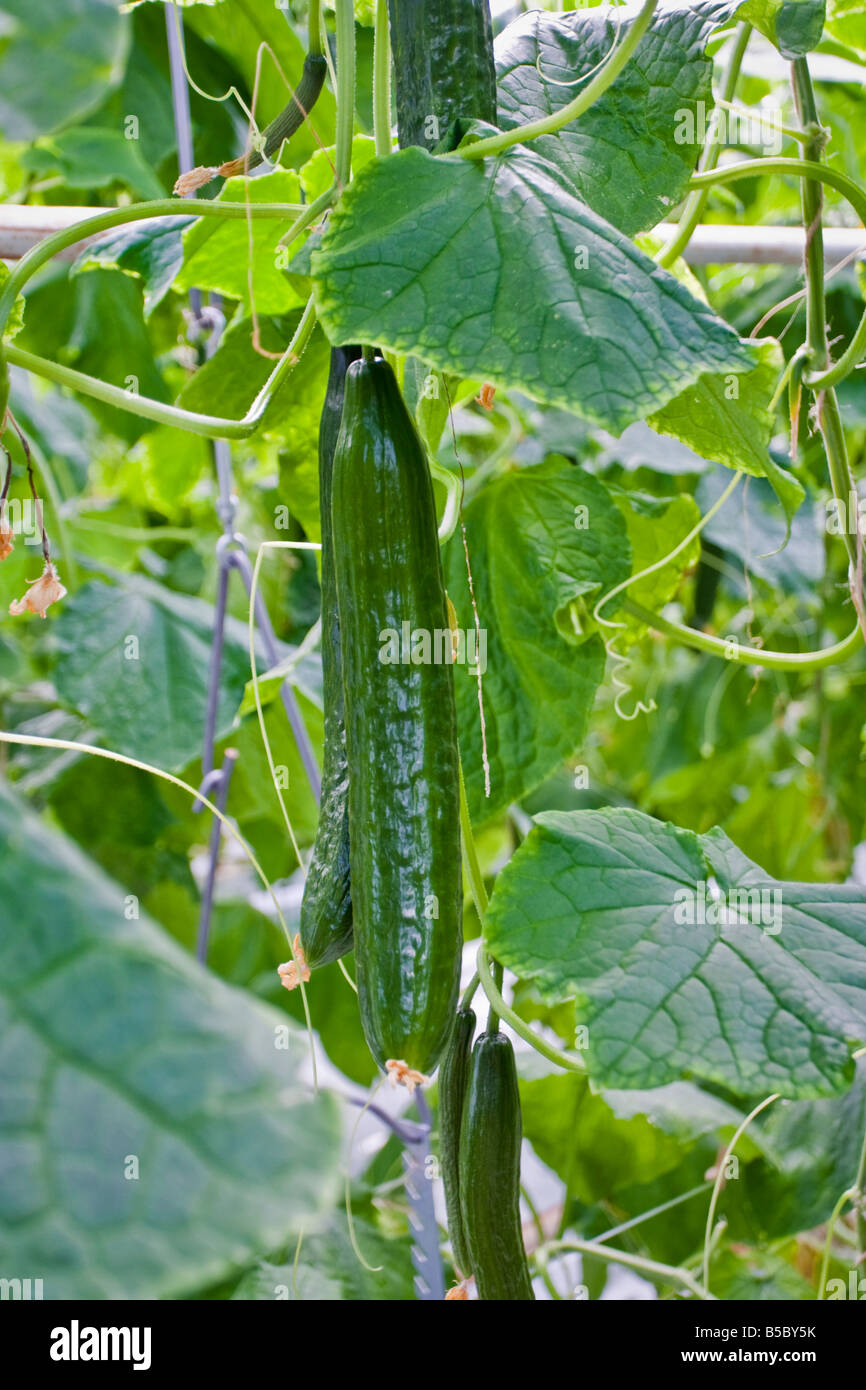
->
[475,941,586,1074]
[373,0,392,158]
[334,0,356,188]
[656,21,750,269]
[657,21,752,268]
[624,597,864,670]
[790,59,861,586]
[539,1237,716,1302]
[701,1092,780,1294]
[0,729,319,1087]
[0,197,304,339]
[452,0,659,162]
[5,293,319,440]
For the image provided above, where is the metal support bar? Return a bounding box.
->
[2,206,865,266]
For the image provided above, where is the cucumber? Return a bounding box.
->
[387,0,497,150]
[439,1006,476,1278]
[331,356,462,1075]
[459,1031,535,1300]
[299,345,361,969]
[220,53,328,178]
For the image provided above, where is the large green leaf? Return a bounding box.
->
[649,337,806,527]
[0,784,341,1299]
[73,216,193,318]
[519,1056,746,1203]
[494,0,740,236]
[727,1058,866,1239]
[485,807,866,1098]
[175,171,305,315]
[53,574,262,770]
[443,461,631,821]
[20,126,165,200]
[312,146,752,433]
[0,0,130,140]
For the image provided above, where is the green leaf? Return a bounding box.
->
[739,0,827,57]
[485,807,866,1098]
[231,1217,415,1301]
[443,460,631,821]
[176,308,330,439]
[648,338,806,530]
[73,215,193,318]
[175,170,305,315]
[728,1057,866,1239]
[519,1058,745,1203]
[19,126,165,200]
[494,0,741,236]
[312,146,752,434]
[0,782,341,1299]
[711,1247,815,1299]
[608,487,701,637]
[53,574,261,770]
[0,0,130,141]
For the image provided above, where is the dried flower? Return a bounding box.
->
[173,166,220,197]
[0,518,13,561]
[475,383,496,411]
[9,561,66,618]
[385,1058,428,1093]
[277,934,311,991]
[445,1283,469,1300]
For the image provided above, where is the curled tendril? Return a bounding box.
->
[592,472,745,719]
[534,3,627,89]
[598,625,658,722]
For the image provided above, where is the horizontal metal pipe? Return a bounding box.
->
[0,204,864,267]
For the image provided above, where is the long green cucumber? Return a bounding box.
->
[459,1031,535,1300]
[331,357,462,1075]
[299,345,361,969]
[387,0,497,150]
[439,1006,476,1278]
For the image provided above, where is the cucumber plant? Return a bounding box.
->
[1,0,866,1310]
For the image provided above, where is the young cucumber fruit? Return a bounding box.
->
[299,346,361,968]
[439,1006,476,1279]
[459,1031,535,1300]
[387,0,497,150]
[331,357,462,1075]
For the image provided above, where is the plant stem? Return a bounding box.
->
[657,22,752,268]
[0,198,300,339]
[689,156,866,225]
[623,597,864,670]
[540,1237,716,1301]
[307,0,323,57]
[334,0,356,188]
[373,0,392,158]
[5,293,318,439]
[591,1183,712,1247]
[454,0,659,162]
[702,1093,780,1294]
[475,941,586,1074]
[459,760,489,921]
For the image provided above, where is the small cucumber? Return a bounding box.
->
[439,1006,476,1279]
[459,1031,535,1300]
[331,356,462,1075]
[221,53,327,177]
[299,345,361,969]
